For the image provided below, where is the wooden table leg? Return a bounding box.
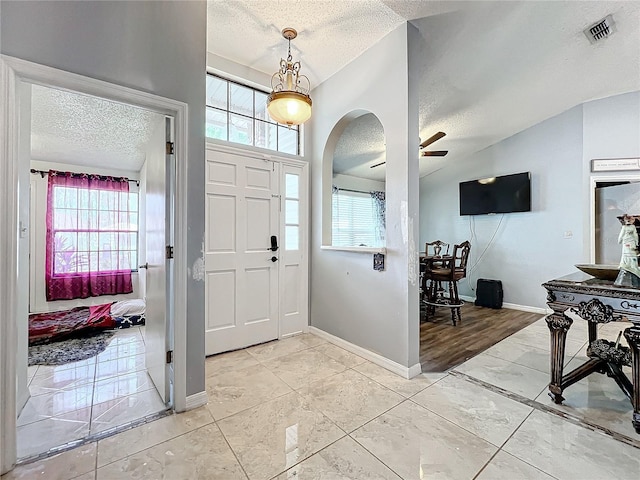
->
[560,358,605,391]
[588,321,598,344]
[604,361,634,401]
[623,326,640,434]
[546,312,573,404]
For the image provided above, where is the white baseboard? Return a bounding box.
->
[185,391,207,410]
[407,362,423,378]
[460,295,549,315]
[309,326,421,379]
[502,302,550,315]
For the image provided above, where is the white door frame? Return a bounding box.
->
[0,55,189,473]
[589,174,640,263]
[204,141,310,350]
[278,160,310,339]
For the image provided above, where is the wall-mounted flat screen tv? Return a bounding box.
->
[459,172,531,215]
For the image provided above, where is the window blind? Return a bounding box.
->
[332,190,383,247]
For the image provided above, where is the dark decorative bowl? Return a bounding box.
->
[575,264,620,281]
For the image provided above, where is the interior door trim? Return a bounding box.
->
[205,139,307,167]
[0,55,190,473]
[204,142,310,345]
[589,174,640,263]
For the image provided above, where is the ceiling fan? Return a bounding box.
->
[370,131,448,168]
[420,131,448,157]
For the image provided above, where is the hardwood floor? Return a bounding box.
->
[420,303,543,372]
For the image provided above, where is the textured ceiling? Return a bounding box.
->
[207,0,640,179]
[31,85,164,172]
[412,0,640,176]
[333,113,386,182]
[206,0,406,87]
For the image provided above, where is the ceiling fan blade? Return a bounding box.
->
[419,131,446,149]
[370,161,386,168]
[421,150,448,157]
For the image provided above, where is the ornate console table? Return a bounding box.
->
[543,272,640,434]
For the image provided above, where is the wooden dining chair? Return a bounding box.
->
[424,240,450,258]
[425,240,471,325]
[421,240,450,306]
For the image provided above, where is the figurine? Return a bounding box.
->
[614,214,640,287]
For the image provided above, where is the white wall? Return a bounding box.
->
[207,52,271,91]
[583,92,640,161]
[333,173,385,192]
[582,91,640,258]
[1,0,206,396]
[420,91,640,310]
[309,23,420,370]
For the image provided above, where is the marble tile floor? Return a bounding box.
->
[5,320,640,480]
[17,326,165,460]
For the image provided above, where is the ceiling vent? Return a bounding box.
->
[584,15,616,44]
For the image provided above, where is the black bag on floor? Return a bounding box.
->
[475,279,503,309]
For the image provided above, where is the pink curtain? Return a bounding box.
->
[46,170,134,301]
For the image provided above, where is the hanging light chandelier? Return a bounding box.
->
[267,27,312,127]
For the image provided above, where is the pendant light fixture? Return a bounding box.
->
[267,27,312,127]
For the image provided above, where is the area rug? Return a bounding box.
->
[28,330,115,366]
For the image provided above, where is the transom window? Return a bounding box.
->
[206,73,300,155]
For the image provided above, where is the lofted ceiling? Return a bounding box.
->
[207,0,640,178]
[30,85,164,172]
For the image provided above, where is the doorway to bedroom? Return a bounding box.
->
[17,83,172,460]
[593,178,640,263]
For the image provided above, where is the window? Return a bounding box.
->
[284,173,300,250]
[45,170,137,301]
[206,74,300,155]
[332,190,385,248]
[51,186,139,274]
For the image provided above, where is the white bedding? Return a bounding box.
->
[110,299,145,317]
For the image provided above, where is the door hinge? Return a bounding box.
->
[166,141,175,155]
[166,350,173,364]
[166,245,174,259]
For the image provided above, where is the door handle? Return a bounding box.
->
[269,235,279,252]
[270,256,278,262]
[138,263,149,269]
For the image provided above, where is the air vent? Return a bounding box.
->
[584,15,616,44]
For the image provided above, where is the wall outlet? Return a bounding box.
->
[563,230,573,239]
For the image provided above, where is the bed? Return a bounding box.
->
[28,299,146,345]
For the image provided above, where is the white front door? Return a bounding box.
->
[144,117,172,403]
[205,147,280,355]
